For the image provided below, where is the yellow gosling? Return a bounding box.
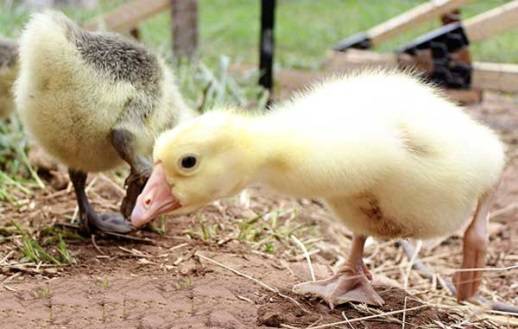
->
[132,70,504,307]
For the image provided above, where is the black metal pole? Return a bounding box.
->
[259,0,276,106]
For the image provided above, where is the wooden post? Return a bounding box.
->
[441,8,461,25]
[171,0,198,59]
[259,0,276,106]
[130,28,140,40]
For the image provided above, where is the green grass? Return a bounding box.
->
[2,222,79,265]
[182,206,319,256]
[0,117,43,202]
[95,276,111,289]
[34,286,52,299]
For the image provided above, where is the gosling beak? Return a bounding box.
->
[131,162,181,227]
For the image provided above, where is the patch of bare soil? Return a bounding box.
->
[1,89,517,328]
[0,231,460,329]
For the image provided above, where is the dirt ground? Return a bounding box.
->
[1,83,517,328]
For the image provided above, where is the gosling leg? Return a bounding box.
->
[400,238,518,313]
[110,128,152,219]
[454,189,495,302]
[293,235,383,309]
[69,169,133,234]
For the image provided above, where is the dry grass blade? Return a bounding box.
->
[484,314,518,326]
[403,240,422,289]
[91,235,104,255]
[280,324,301,329]
[118,246,152,258]
[196,253,277,292]
[2,272,20,284]
[0,251,14,264]
[169,243,189,252]
[291,234,316,281]
[401,296,408,329]
[236,295,254,304]
[341,311,355,329]
[450,264,518,273]
[306,314,324,328]
[1,263,58,275]
[196,252,310,314]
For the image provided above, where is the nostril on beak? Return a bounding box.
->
[144,197,152,208]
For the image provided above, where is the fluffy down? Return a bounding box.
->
[133,70,505,305]
[138,71,504,241]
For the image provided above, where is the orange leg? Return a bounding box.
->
[293,235,383,309]
[454,189,495,302]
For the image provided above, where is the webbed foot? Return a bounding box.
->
[293,264,384,309]
[80,211,134,234]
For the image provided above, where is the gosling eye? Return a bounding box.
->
[178,154,199,172]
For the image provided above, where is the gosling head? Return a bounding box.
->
[131,110,256,227]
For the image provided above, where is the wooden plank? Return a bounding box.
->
[324,50,518,97]
[442,88,482,105]
[368,0,467,46]
[84,0,170,32]
[324,49,413,72]
[324,49,398,71]
[472,62,518,93]
[464,0,518,42]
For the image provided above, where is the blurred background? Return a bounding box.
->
[2,1,517,68]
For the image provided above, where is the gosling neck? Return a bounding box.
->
[240,114,304,193]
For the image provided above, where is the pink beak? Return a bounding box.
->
[131,162,182,227]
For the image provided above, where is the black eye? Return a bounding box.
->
[180,155,197,169]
